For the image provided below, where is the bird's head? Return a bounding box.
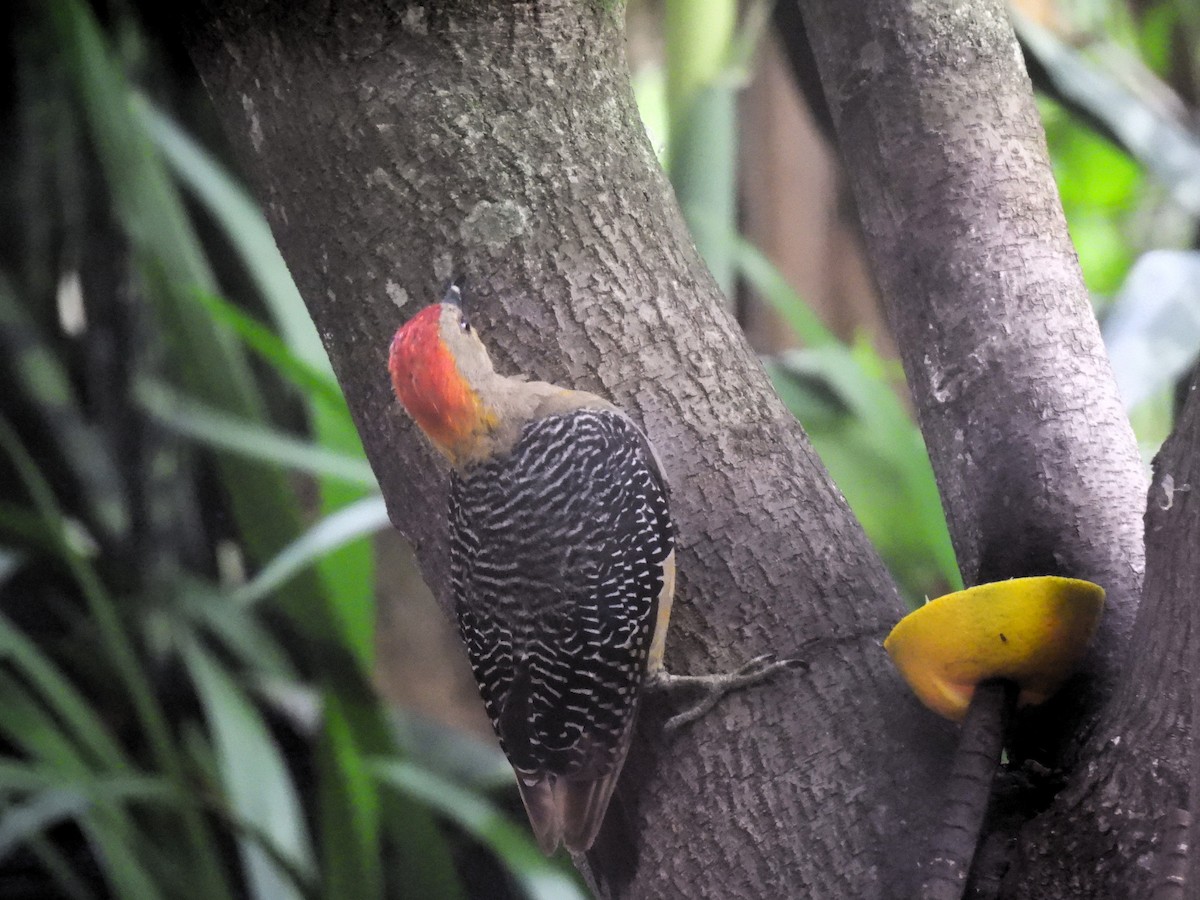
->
[388,282,499,462]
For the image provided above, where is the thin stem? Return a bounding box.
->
[921,680,1017,900]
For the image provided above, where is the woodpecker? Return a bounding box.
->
[388,282,793,854]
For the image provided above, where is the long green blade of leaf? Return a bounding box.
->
[389,710,513,793]
[51,0,309,576]
[1014,11,1200,216]
[232,495,389,608]
[135,380,377,488]
[665,0,739,295]
[137,100,331,372]
[0,611,129,771]
[188,288,378,664]
[0,678,103,781]
[316,692,383,900]
[189,290,345,409]
[177,581,296,680]
[79,819,167,900]
[190,283,381,667]
[310,397,377,669]
[0,414,234,899]
[0,679,162,900]
[318,686,466,900]
[734,239,838,348]
[184,641,315,900]
[736,242,962,599]
[0,777,179,862]
[160,120,380,667]
[377,770,467,900]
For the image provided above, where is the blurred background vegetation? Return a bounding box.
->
[0,0,1196,896]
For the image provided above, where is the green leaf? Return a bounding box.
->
[51,0,309,575]
[377,790,467,900]
[309,398,377,669]
[232,495,389,608]
[163,126,380,667]
[0,414,234,899]
[0,276,130,541]
[78,822,167,900]
[664,0,746,295]
[734,240,838,348]
[136,100,330,373]
[372,759,586,900]
[0,419,173,774]
[0,679,161,900]
[737,245,961,601]
[176,581,296,681]
[189,290,345,410]
[316,692,382,900]
[0,764,174,801]
[389,710,513,793]
[0,776,178,862]
[631,64,669,163]
[0,611,129,771]
[0,676,100,778]
[1016,11,1200,216]
[185,290,378,666]
[135,380,377,487]
[184,641,315,900]
[0,503,60,554]
[309,682,466,900]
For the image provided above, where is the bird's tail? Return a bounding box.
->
[515,769,623,855]
[515,775,564,855]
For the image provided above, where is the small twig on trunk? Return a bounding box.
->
[921,680,1017,900]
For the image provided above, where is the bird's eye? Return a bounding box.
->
[459,315,471,333]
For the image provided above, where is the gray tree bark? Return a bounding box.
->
[797,0,1145,677]
[183,1,951,897]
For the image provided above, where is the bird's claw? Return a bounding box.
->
[647,652,806,733]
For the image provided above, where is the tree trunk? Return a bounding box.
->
[795,0,1191,896]
[797,0,1145,670]
[183,1,952,896]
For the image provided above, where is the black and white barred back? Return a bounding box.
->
[449,407,674,781]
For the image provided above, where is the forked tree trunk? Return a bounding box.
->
[183,2,946,896]
[183,0,1187,896]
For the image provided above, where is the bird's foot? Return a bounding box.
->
[645,653,806,733]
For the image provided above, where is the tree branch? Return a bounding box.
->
[795,0,1145,654]
[794,0,1151,892]
[183,1,952,895]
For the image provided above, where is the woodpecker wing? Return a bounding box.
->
[449,407,674,853]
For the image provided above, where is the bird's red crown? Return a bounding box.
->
[389,303,495,460]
